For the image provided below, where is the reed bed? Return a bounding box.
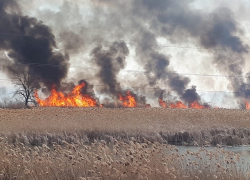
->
[1,107,250,133]
[1,107,250,179]
[0,136,249,180]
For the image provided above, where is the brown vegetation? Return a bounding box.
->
[1,107,250,179]
[0,136,249,180]
[1,107,250,133]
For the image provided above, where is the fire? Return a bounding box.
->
[35,83,97,107]
[160,98,209,109]
[246,101,250,110]
[159,98,167,108]
[119,91,137,107]
[159,99,187,109]
[171,101,187,109]
[190,101,206,109]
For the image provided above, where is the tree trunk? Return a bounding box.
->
[25,98,29,108]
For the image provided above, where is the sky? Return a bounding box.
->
[1,0,250,108]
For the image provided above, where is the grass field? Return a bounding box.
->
[1,107,250,133]
[1,107,250,179]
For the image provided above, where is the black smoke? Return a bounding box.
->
[182,86,200,104]
[2,0,250,106]
[0,0,69,89]
[91,41,129,95]
[78,79,95,97]
[134,29,201,103]
[154,87,165,100]
[145,52,170,86]
[136,0,248,98]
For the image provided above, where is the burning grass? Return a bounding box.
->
[119,91,137,108]
[35,83,97,107]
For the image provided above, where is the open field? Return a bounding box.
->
[1,107,250,146]
[1,107,250,133]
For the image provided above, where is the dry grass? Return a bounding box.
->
[1,107,250,179]
[0,136,249,180]
[1,107,250,133]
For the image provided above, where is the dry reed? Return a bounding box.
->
[1,107,250,133]
[0,136,249,180]
[0,107,250,179]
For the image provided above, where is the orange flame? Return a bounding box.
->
[171,101,187,109]
[119,91,137,107]
[35,83,97,107]
[245,101,250,110]
[190,101,205,109]
[159,99,211,109]
[159,98,167,108]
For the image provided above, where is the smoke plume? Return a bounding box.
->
[136,0,248,98]
[1,0,250,107]
[0,0,69,89]
[182,86,200,104]
[134,29,200,103]
[91,41,129,95]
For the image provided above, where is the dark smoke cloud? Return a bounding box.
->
[182,86,200,104]
[91,41,129,95]
[200,9,247,52]
[25,0,201,103]
[136,0,248,98]
[134,29,200,103]
[145,52,170,86]
[2,0,249,106]
[0,0,69,88]
[78,79,95,97]
[168,74,190,96]
[154,87,165,100]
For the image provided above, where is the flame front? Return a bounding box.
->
[119,91,137,107]
[190,101,206,109]
[159,98,167,108]
[159,98,211,109]
[171,101,187,109]
[35,83,97,107]
[246,101,250,110]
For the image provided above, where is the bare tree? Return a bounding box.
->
[12,68,40,108]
